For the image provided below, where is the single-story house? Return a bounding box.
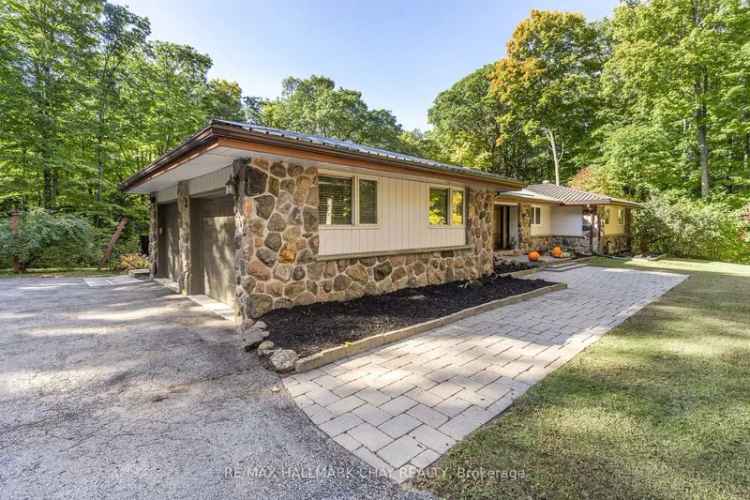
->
[121,119,525,324]
[494,182,640,256]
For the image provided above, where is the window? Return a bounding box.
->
[604,208,611,225]
[319,175,378,226]
[429,188,449,225]
[617,208,624,225]
[451,190,464,225]
[532,206,542,225]
[319,176,353,225]
[358,179,378,224]
[429,187,465,226]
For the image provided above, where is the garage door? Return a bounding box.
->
[200,196,236,306]
[158,203,180,281]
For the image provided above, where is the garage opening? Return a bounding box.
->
[157,202,179,281]
[192,192,236,307]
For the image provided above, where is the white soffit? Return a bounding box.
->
[127,146,326,194]
[128,146,244,194]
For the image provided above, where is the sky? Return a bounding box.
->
[114,0,619,131]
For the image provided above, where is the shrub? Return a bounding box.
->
[116,253,149,271]
[632,192,750,263]
[0,209,97,271]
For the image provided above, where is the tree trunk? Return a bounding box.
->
[544,128,561,185]
[695,72,710,198]
[10,210,22,273]
[692,4,710,198]
[100,217,129,270]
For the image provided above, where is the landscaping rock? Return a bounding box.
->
[269,349,298,373]
[257,340,276,357]
[239,320,269,351]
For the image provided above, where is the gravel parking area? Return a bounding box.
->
[0,277,429,499]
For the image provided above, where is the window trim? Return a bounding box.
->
[318,171,380,229]
[531,206,542,225]
[428,184,465,228]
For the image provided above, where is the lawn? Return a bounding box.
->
[0,267,119,278]
[416,257,750,500]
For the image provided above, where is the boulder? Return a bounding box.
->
[269,349,298,373]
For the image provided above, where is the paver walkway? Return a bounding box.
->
[283,266,687,483]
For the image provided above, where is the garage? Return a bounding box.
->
[193,193,236,307]
[157,202,180,281]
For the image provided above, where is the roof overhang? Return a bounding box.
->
[121,122,524,194]
[495,189,563,206]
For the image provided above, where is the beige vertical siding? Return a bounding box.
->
[529,204,552,236]
[319,170,467,256]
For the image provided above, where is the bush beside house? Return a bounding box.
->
[632,192,749,263]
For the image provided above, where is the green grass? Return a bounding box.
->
[416,257,750,500]
[0,267,120,278]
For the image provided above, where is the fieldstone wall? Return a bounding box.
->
[176,181,192,293]
[148,195,159,278]
[528,235,592,256]
[231,156,497,323]
[518,203,532,253]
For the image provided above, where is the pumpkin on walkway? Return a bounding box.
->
[528,251,540,262]
[551,246,563,258]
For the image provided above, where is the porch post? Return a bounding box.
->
[176,180,192,294]
[148,195,159,279]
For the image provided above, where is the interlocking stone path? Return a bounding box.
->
[283,266,687,483]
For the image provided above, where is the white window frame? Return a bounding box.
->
[532,206,542,225]
[428,184,465,228]
[318,171,380,228]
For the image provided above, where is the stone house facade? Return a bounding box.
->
[129,120,516,327]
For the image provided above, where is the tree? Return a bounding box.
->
[203,78,243,121]
[1,0,102,209]
[90,3,149,205]
[600,0,750,199]
[428,65,505,173]
[492,10,608,185]
[260,75,407,151]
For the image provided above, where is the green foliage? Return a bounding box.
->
[493,10,608,184]
[0,209,97,270]
[259,75,408,152]
[428,65,510,175]
[598,0,750,200]
[632,192,749,263]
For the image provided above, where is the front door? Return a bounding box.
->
[494,205,512,250]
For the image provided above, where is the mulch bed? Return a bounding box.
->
[262,274,554,358]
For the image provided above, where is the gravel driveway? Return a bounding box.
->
[0,277,428,499]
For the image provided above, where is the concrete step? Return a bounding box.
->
[544,263,589,272]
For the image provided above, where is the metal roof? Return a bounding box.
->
[526,183,611,204]
[495,188,561,204]
[210,119,521,186]
[496,182,641,208]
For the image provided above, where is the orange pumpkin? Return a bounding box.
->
[528,251,540,262]
[551,246,563,258]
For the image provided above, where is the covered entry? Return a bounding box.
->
[494,204,518,250]
[193,193,236,307]
[157,202,180,281]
